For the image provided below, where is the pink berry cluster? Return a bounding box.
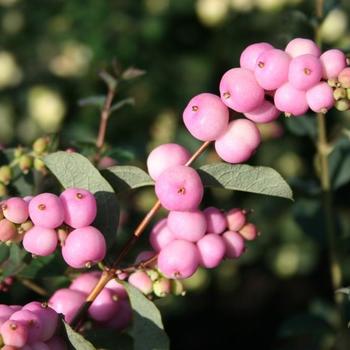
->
[0,188,107,269]
[49,272,132,330]
[0,302,66,349]
[149,207,258,279]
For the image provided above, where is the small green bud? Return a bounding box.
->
[34,158,47,174]
[32,136,49,155]
[335,99,350,112]
[14,146,24,159]
[0,166,11,185]
[327,78,338,88]
[333,87,346,100]
[19,155,33,174]
[146,269,160,282]
[153,277,171,298]
[19,220,33,233]
[171,279,186,296]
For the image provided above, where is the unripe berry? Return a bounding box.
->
[222,231,245,258]
[338,67,350,88]
[104,300,132,331]
[0,320,28,347]
[244,100,280,124]
[288,54,322,90]
[203,207,227,234]
[34,158,47,174]
[171,279,185,296]
[69,271,101,294]
[333,87,347,100]
[254,49,290,90]
[44,336,67,350]
[128,271,153,295]
[240,42,274,71]
[146,269,160,282]
[19,155,33,174]
[0,219,18,242]
[147,144,191,181]
[274,82,308,116]
[220,68,264,112]
[306,82,334,113]
[167,210,207,242]
[60,188,97,228]
[197,233,226,268]
[49,288,86,324]
[22,226,58,256]
[29,193,64,229]
[88,288,120,322]
[215,119,261,163]
[285,38,321,57]
[10,309,43,344]
[0,166,11,185]
[155,165,204,211]
[182,93,229,141]
[153,277,171,297]
[320,49,347,79]
[158,240,199,279]
[32,137,49,155]
[239,222,259,240]
[61,226,106,268]
[149,218,174,252]
[335,98,350,111]
[2,197,29,224]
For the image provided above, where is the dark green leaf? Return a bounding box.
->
[284,115,317,138]
[78,96,106,109]
[110,98,135,113]
[1,244,28,280]
[102,166,154,193]
[199,163,293,200]
[44,152,119,247]
[124,282,170,350]
[0,244,10,264]
[63,322,96,350]
[105,148,135,163]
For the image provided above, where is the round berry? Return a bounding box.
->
[222,231,245,258]
[183,93,229,141]
[197,234,226,268]
[215,119,261,163]
[128,271,153,295]
[147,144,191,181]
[226,208,246,231]
[244,100,280,123]
[274,82,309,116]
[105,279,128,300]
[220,68,265,112]
[88,288,120,322]
[149,218,175,252]
[240,42,274,71]
[153,277,171,298]
[157,240,199,279]
[285,38,321,57]
[306,82,334,113]
[29,193,64,229]
[44,336,67,350]
[0,319,28,347]
[0,219,18,243]
[155,165,204,211]
[203,207,226,234]
[104,300,132,331]
[0,305,16,319]
[320,49,347,79]
[69,271,101,294]
[23,226,58,256]
[167,210,207,242]
[239,223,259,240]
[288,54,322,90]
[254,49,290,90]
[60,188,97,229]
[2,197,29,224]
[338,67,350,88]
[30,342,50,350]
[62,226,106,269]
[10,309,43,343]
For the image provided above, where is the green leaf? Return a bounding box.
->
[121,67,146,80]
[199,163,293,200]
[44,152,119,247]
[102,166,154,193]
[110,98,135,113]
[63,322,96,350]
[78,95,106,109]
[124,282,170,350]
[285,115,317,138]
[1,244,28,280]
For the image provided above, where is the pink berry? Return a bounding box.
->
[128,271,153,295]
[285,38,321,57]
[69,271,101,294]
[155,165,204,211]
[88,288,120,322]
[44,336,67,350]
[288,54,322,90]
[222,231,245,258]
[239,223,259,240]
[147,144,191,181]
[254,49,290,90]
[306,82,334,113]
[157,240,199,279]
[149,218,175,252]
[226,208,246,231]
[60,188,97,229]
[203,207,227,234]
[31,342,50,350]
[105,279,128,300]
[167,210,207,242]
[220,68,265,112]
[338,67,350,88]
[197,234,226,268]
[320,49,347,79]
[23,196,33,203]
[182,93,229,141]
[0,219,18,242]
[215,119,261,163]
[62,226,106,268]
[29,193,64,229]
[104,300,132,331]
[274,82,309,116]
[0,319,28,347]
[10,310,43,343]
[2,197,29,224]
[49,288,86,324]
[240,42,274,71]
[22,226,58,256]
[0,305,16,319]
[244,100,280,123]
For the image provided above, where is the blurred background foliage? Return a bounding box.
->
[1,0,350,349]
